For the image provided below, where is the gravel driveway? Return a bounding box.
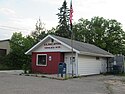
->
[0,71,125,94]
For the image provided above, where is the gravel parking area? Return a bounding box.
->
[0,71,125,94]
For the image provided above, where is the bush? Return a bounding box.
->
[22,63,32,74]
[22,64,27,74]
[0,64,10,70]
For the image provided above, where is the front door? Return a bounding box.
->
[65,56,76,75]
[70,57,76,75]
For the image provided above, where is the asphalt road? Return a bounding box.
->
[0,71,124,94]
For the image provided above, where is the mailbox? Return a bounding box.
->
[58,62,66,77]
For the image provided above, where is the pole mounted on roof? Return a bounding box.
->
[69,0,74,77]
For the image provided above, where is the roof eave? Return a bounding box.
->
[49,35,80,53]
[79,51,114,57]
[25,35,80,55]
[25,35,51,55]
[0,39,10,42]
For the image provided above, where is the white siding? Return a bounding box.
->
[78,55,107,76]
[100,58,107,73]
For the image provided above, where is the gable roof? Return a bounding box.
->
[25,35,113,57]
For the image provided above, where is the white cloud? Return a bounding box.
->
[0,18,36,40]
[31,0,63,5]
[1,17,37,36]
[73,0,125,22]
[44,20,58,29]
[0,7,37,37]
[10,18,36,30]
[0,7,17,17]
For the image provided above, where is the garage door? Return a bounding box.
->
[78,55,101,75]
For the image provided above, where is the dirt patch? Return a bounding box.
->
[105,79,125,94]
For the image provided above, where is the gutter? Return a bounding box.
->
[79,51,114,57]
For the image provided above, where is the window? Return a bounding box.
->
[70,57,75,62]
[0,49,7,56]
[96,57,100,60]
[36,54,47,66]
[51,39,54,43]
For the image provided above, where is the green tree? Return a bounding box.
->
[55,0,70,38]
[73,19,90,42]
[73,17,125,55]
[47,27,56,35]
[103,19,125,54]
[31,18,47,43]
[4,32,34,69]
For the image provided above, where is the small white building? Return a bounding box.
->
[26,35,113,76]
[0,39,10,56]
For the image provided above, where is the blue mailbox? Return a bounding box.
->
[58,62,66,77]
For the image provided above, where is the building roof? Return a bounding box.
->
[25,35,113,57]
[0,39,10,42]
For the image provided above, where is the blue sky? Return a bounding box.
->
[0,0,125,40]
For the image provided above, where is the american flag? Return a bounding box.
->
[69,0,73,30]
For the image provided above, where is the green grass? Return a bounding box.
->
[116,73,125,76]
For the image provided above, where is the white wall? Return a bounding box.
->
[100,58,107,73]
[64,53,77,75]
[78,55,107,76]
[0,40,10,54]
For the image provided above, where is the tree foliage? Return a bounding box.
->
[31,18,47,43]
[3,32,34,69]
[73,17,125,54]
[55,0,70,38]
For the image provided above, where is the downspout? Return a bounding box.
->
[106,57,110,73]
[75,52,78,76]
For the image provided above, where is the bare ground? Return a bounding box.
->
[0,70,125,94]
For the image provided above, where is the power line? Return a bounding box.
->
[1,25,32,30]
[0,27,23,31]
[0,25,33,31]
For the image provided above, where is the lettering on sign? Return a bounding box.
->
[44,42,61,49]
[44,43,61,46]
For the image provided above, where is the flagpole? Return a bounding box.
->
[71,27,74,77]
[69,0,74,77]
